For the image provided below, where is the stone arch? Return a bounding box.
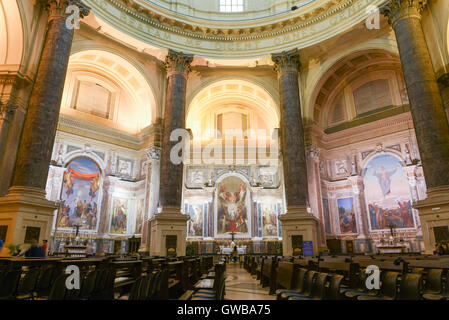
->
[61,49,158,133]
[308,49,407,128]
[0,0,24,67]
[186,79,280,141]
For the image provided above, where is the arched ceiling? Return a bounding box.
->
[187,79,279,140]
[83,0,386,61]
[61,49,157,134]
[309,49,405,127]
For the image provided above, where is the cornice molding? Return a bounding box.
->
[84,0,386,59]
[57,114,162,150]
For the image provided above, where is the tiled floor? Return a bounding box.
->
[224,263,276,300]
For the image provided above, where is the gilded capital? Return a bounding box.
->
[40,0,90,20]
[165,49,194,77]
[379,0,427,27]
[271,49,301,74]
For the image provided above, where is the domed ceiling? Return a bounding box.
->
[83,0,385,60]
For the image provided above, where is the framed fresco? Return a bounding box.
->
[337,198,357,234]
[110,198,129,234]
[186,203,205,237]
[215,176,251,237]
[135,198,144,234]
[58,157,101,231]
[364,154,415,231]
[261,202,279,237]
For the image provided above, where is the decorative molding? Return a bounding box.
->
[83,0,386,59]
[40,0,91,19]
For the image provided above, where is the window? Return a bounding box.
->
[353,79,393,115]
[72,80,113,119]
[220,0,244,12]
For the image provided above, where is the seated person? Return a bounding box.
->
[24,242,45,257]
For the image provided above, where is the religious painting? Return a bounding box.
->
[364,154,415,230]
[187,203,204,237]
[216,176,249,236]
[322,198,332,234]
[110,198,128,234]
[337,198,357,234]
[261,202,279,237]
[135,198,144,234]
[58,157,101,231]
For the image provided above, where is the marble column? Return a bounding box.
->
[149,50,192,256]
[272,49,320,256]
[0,0,90,255]
[159,49,193,212]
[381,0,449,252]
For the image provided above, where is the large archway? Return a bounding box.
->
[187,79,279,143]
[60,50,157,134]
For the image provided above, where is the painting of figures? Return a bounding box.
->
[338,198,357,234]
[364,154,415,230]
[187,204,204,237]
[135,199,144,234]
[58,158,101,230]
[261,203,279,237]
[110,198,128,234]
[216,176,249,235]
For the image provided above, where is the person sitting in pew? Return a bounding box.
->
[24,242,45,257]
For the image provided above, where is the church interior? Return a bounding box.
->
[0,0,448,302]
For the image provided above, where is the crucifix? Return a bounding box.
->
[230,232,236,243]
[73,224,82,245]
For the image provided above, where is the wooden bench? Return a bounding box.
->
[260,257,277,295]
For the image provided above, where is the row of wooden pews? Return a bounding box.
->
[242,254,449,300]
[0,254,218,300]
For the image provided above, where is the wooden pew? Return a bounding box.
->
[317,261,359,287]
[260,257,277,295]
[273,261,297,293]
[159,261,184,299]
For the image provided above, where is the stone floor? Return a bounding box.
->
[224,263,276,300]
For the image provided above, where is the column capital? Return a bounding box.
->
[165,49,194,77]
[39,0,90,20]
[145,146,162,161]
[271,49,301,75]
[380,0,427,27]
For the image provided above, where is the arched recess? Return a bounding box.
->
[308,50,408,128]
[0,0,24,67]
[61,50,157,134]
[186,79,280,141]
